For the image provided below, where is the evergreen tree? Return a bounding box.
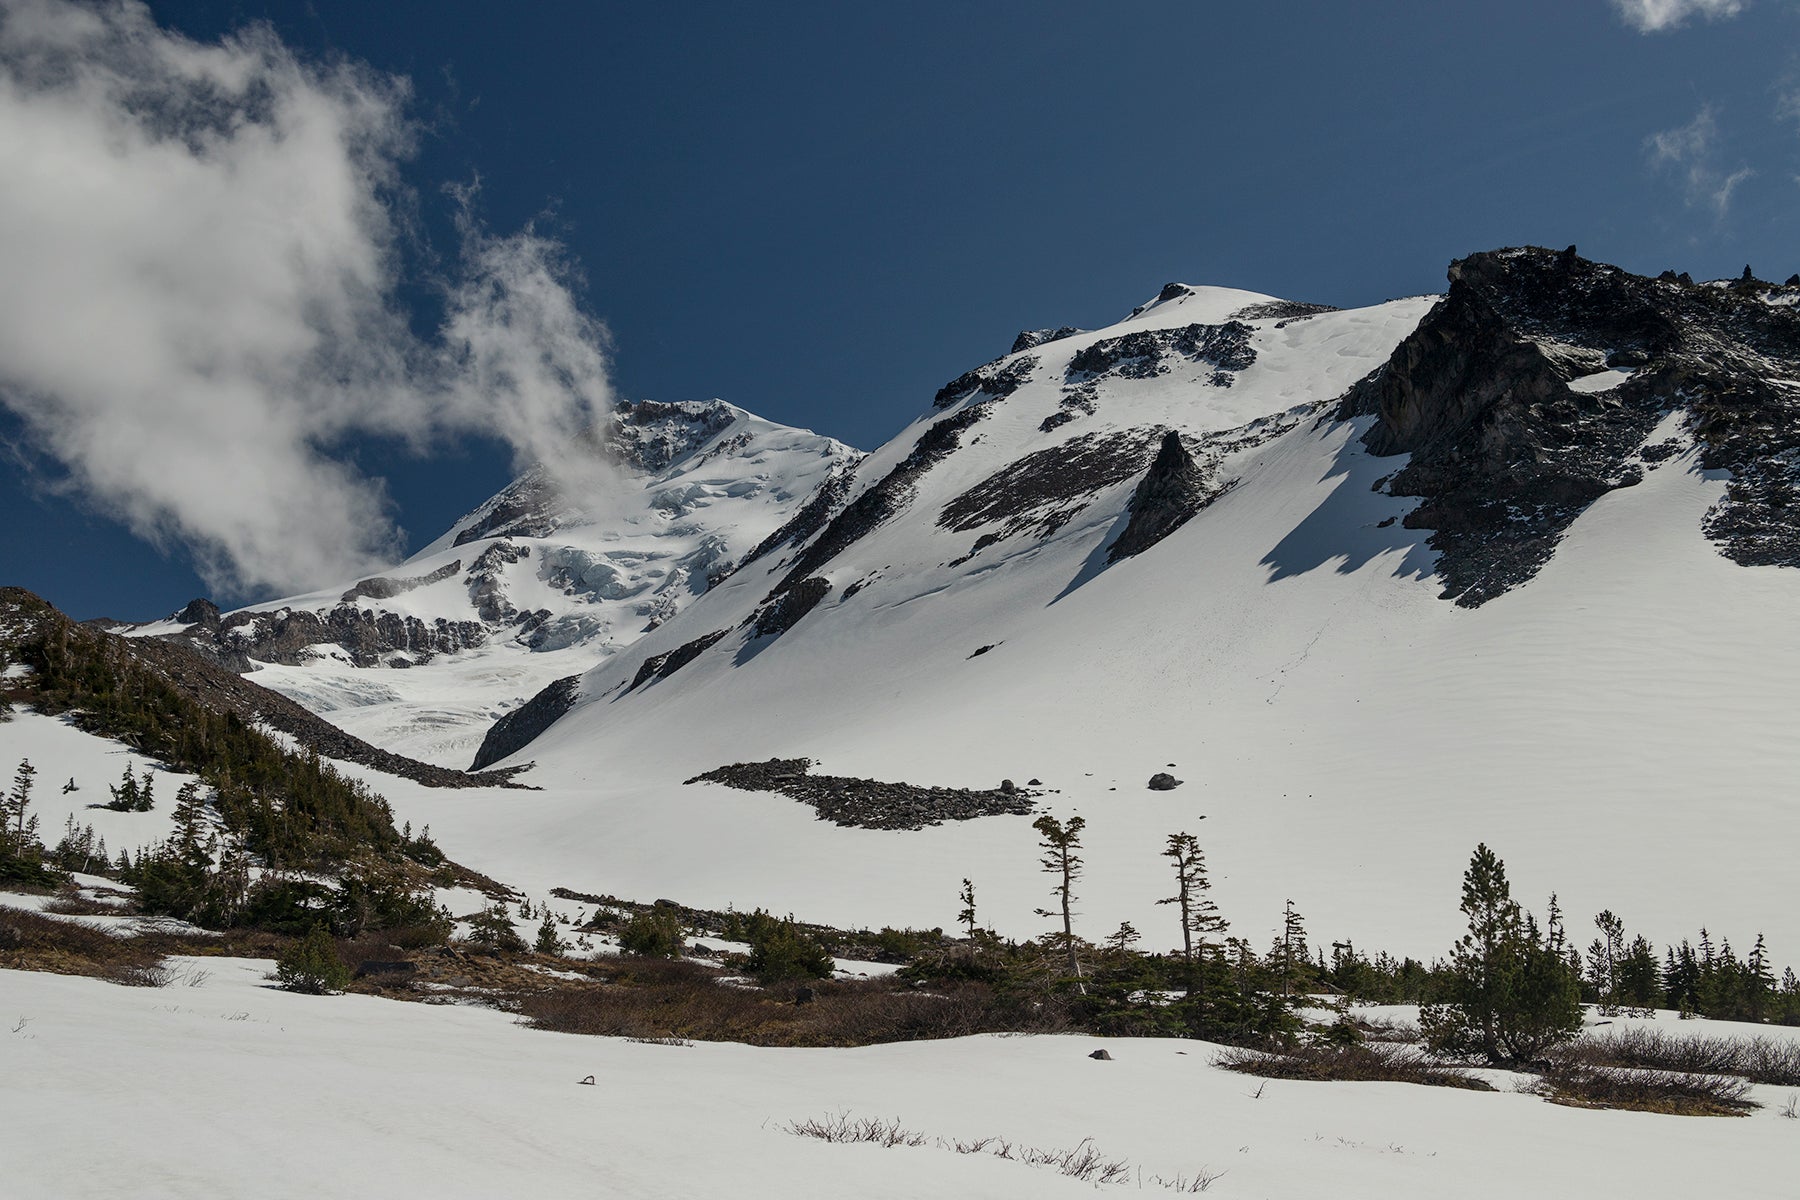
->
[1420,844,1581,1064]
[957,877,978,939]
[1158,831,1227,969]
[1277,899,1308,997]
[535,909,565,957]
[1587,909,1626,1014]
[275,926,351,994]
[1031,813,1086,981]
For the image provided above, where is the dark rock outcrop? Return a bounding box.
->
[629,628,729,689]
[748,577,831,639]
[1107,432,1212,563]
[1345,247,1800,603]
[684,757,1038,830]
[172,598,221,629]
[1147,772,1183,791]
[933,355,1039,410]
[1011,326,1082,354]
[942,428,1170,558]
[1066,322,1256,384]
[739,464,860,570]
[772,406,987,594]
[470,675,581,771]
[341,560,462,605]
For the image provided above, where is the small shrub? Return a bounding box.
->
[463,902,527,954]
[276,927,351,994]
[1532,1062,1756,1117]
[1215,1043,1495,1091]
[746,918,833,984]
[618,907,684,958]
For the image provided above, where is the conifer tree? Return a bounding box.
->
[1421,844,1581,1064]
[957,877,978,939]
[1031,813,1085,981]
[1158,831,1227,969]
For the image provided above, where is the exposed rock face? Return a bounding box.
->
[1011,326,1082,354]
[772,405,987,593]
[172,597,222,629]
[177,606,489,671]
[470,675,581,771]
[1345,247,1800,604]
[1229,300,1340,323]
[941,428,1170,563]
[739,464,860,571]
[454,471,561,547]
[748,577,830,639]
[1108,432,1213,563]
[933,355,1039,410]
[1066,322,1256,385]
[341,560,462,605]
[629,628,729,689]
[684,757,1038,830]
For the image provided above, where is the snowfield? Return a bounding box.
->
[2,963,1796,1199]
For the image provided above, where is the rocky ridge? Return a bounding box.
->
[1344,247,1800,605]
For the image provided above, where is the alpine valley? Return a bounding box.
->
[22,245,1797,955]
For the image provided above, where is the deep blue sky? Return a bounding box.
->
[6,0,1800,619]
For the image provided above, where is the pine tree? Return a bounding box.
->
[1421,844,1581,1064]
[1031,813,1085,982]
[957,877,978,939]
[1588,909,1626,1015]
[1278,899,1308,998]
[535,910,565,957]
[1106,921,1141,956]
[1158,831,1227,970]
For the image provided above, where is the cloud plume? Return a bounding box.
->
[0,0,614,598]
[1609,0,1747,33]
[1645,104,1755,216]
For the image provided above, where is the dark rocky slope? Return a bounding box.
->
[1344,247,1800,605]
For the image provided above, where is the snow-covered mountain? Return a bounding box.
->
[136,249,1800,960]
[396,248,1800,958]
[137,400,858,767]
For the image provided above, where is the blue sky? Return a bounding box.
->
[3,0,1799,618]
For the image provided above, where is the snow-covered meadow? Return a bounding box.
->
[5,960,1797,1199]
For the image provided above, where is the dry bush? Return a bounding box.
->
[0,905,161,977]
[1353,1015,1422,1044]
[40,894,124,917]
[516,961,1072,1048]
[1532,1062,1756,1116]
[788,1112,929,1147]
[786,1112,1220,1191]
[1215,1043,1494,1091]
[1555,1026,1800,1088]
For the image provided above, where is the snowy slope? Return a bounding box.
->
[132,402,857,767]
[353,262,1800,966]
[6,962,1798,1199]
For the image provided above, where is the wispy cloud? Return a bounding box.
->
[0,0,615,599]
[1610,0,1747,33]
[1645,104,1756,215]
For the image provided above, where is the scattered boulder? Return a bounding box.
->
[999,779,1017,794]
[1089,1049,1114,1061]
[1148,773,1183,791]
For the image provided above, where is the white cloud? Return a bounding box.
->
[0,0,615,599]
[1645,104,1756,215]
[1610,0,1747,33]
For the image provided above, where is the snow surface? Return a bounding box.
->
[3,963,1795,1199]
